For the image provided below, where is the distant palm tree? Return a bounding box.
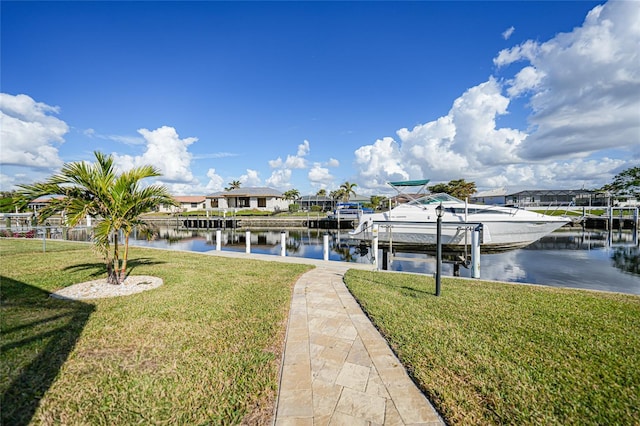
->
[18,151,176,284]
[330,189,344,201]
[283,189,300,201]
[339,181,358,202]
[316,189,327,197]
[225,180,242,191]
[369,195,386,210]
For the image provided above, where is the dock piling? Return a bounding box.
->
[323,233,329,261]
[280,231,286,257]
[471,227,481,278]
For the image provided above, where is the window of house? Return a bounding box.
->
[239,197,250,208]
[191,203,198,208]
[210,199,218,208]
[258,198,266,208]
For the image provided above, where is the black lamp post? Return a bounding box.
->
[435,202,444,296]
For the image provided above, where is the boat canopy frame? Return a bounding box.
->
[387,179,430,197]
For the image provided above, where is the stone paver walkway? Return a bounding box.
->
[203,250,443,425]
[274,264,443,425]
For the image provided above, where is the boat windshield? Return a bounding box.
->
[408,193,462,206]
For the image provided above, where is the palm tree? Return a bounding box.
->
[225,180,242,191]
[283,189,300,201]
[18,151,176,284]
[316,189,327,197]
[339,181,358,202]
[369,195,386,210]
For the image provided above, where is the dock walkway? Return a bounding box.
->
[204,250,443,425]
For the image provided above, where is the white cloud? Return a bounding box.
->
[308,163,334,187]
[498,1,640,160]
[327,158,340,167]
[205,168,225,192]
[266,139,312,189]
[268,157,283,168]
[0,173,16,191]
[112,126,197,183]
[297,140,310,156]
[506,66,545,97]
[266,169,291,188]
[240,169,262,186]
[494,40,540,67]
[502,26,515,40]
[0,93,67,169]
[83,128,146,145]
[354,1,639,193]
[354,137,409,189]
[284,154,307,169]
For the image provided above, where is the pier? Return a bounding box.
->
[578,206,639,230]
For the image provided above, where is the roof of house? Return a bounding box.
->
[173,195,206,203]
[28,195,66,204]
[297,195,334,202]
[472,188,507,198]
[507,189,594,197]
[207,187,284,198]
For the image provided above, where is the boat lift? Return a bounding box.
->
[368,221,483,278]
[373,180,482,278]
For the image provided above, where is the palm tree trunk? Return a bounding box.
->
[120,233,130,283]
[111,232,121,284]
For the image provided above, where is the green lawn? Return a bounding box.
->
[344,270,640,426]
[1,239,311,425]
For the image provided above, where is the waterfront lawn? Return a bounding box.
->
[344,270,640,426]
[0,239,311,425]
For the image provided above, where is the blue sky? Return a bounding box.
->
[1,1,638,197]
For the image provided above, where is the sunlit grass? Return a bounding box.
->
[344,270,640,426]
[1,238,311,425]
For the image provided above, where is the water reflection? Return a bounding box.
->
[612,246,639,276]
[130,227,640,295]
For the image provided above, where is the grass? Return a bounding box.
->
[344,270,640,426]
[1,238,311,425]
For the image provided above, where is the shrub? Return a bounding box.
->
[288,204,300,213]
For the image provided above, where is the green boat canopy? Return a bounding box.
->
[387,179,430,187]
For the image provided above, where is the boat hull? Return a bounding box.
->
[350,219,568,251]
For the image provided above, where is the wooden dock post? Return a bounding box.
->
[245,230,251,254]
[216,229,221,251]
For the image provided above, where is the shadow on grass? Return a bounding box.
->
[62,257,166,278]
[400,285,434,298]
[347,271,437,297]
[0,276,94,426]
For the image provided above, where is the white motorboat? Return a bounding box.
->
[350,193,570,251]
[327,202,374,220]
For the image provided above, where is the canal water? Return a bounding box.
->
[129,227,640,295]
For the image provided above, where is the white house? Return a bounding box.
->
[206,187,289,212]
[158,196,207,213]
[470,188,507,205]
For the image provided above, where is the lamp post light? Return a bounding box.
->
[435,202,444,296]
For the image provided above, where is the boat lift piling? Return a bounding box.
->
[280,231,286,257]
[323,233,329,261]
[370,221,483,278]
[471,225,481,278]
[372,224,379,270]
